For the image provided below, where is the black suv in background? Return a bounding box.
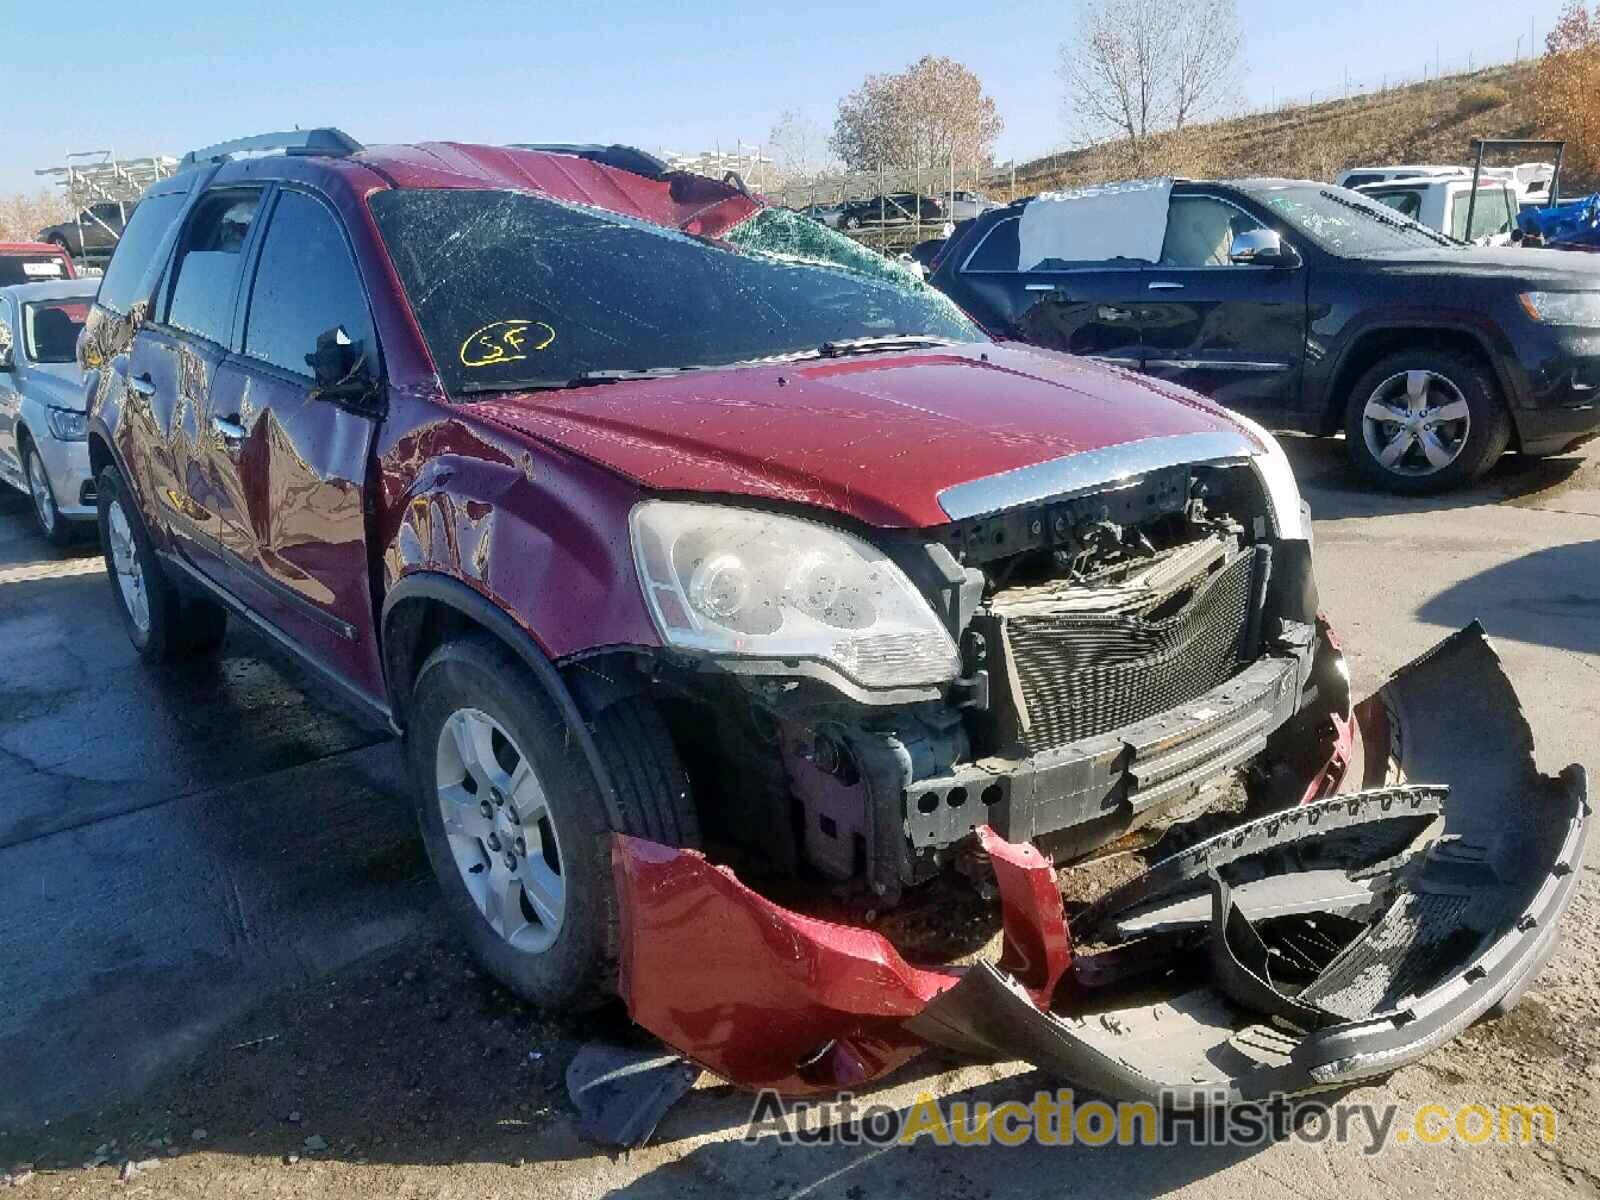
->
[838,192,942,229]
[926,178,1600,492]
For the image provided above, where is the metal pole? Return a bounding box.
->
[1465,140,1484,244]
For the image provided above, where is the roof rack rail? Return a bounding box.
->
[180,128,363,170]
[507,144,667,180]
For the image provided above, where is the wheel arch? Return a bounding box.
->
[1321,324,1522,447]
[380,573,626,826]
[87,429,116,480]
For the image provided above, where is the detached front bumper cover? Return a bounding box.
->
[610,623,1588,1103]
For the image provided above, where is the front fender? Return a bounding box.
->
[374,402,661,667]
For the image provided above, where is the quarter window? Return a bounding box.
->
[243,191,373,378]
[97,191,186,315]
[962,216,1020,272]
[164,189,262,345]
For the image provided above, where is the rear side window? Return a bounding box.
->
[163,189,262,345]
[1366,190,1422,219]
[0,254,69,287]
[243,190,374,378]
[962,216,1020,272]
[97,192,187,315]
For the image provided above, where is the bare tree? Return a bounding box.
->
[830,56,1003,171]
[767,110,826,181]
[1058,0,1242,158]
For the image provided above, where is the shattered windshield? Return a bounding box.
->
[1253,185,1458,254]
[368,191,980,396]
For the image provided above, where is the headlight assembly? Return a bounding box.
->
[1222,411,1306,541]
[1519,291,1600,327]
[630,500,960,689]
[46,407,88,442]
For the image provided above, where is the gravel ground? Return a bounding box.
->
[1,437,1597,1199]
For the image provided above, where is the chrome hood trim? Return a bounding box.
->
[936,430,1257,521]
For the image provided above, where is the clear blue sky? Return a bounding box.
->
[0,0,1569,193]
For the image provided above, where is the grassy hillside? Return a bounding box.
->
[1005,62,1557,192]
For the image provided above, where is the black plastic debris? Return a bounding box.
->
[566,1041,701,1148]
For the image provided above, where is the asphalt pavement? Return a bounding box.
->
[0,437,1597,1198]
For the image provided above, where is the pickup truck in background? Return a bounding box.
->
[37,201,135,263]
[1356,173,1522,246]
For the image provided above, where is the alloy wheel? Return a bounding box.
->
[435,707,565,954]
[25,448,56,536]
[1360,369,1472,477]
[106,499,150,634]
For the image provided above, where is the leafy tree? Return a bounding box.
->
[1536,0,1600,177]
[830,56,1002,171]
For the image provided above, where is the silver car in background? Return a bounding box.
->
[940,189,1001,220]
[0,280,98,544]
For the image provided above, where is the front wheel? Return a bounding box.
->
[407,635,697,1010]
[1343,349,1510,494]
[24,442,73,547]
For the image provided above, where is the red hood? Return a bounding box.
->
[470,343,1257,528]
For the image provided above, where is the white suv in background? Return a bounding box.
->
[1355,174,1522,246]
[0,280,99,545]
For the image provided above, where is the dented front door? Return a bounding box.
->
[197,186,385,700]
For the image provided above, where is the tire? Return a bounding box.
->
[22,439,74,547]
[96,465,227,662]
[843,215,861,230]
[1343,348,1511,494]
[406,634,696,1009]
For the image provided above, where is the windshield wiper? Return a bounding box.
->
[816,334,961,358]
[1317,190,1457,247]
[457,367,704,395]
[455,342,961,396]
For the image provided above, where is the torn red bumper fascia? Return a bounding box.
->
[1297,613,1356,805]
[611,826,1069,1095]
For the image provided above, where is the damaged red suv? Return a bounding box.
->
[82,131,1585,1109]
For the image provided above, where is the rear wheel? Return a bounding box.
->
[407,635,696,1009]
[96,465,227,662]
[23,441,73,547]
[1343,349,1510,494]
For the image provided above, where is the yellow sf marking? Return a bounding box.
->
[460,319,556,368]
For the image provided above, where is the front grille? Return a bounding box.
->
[1006,546,1265,753]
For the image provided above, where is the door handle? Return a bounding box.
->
[129,373,156,397]
[211,414,246,443]
[1147,281,1185,291]
[1024,283,1060,292]
[1097,306,1134,322]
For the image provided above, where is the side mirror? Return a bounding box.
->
[1230,228,1300,268]
[306,325,380,411]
